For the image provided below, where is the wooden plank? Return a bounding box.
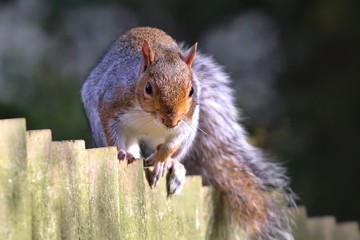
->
[201,185,213,238]
[51,140,90,240]
[143,166,180,240]
[143,166,162,240]
[0,118,31,240]
[27,130,58,240]
[307,216,336,240]
[118,159,147,239]
[334,222,360,240]
[291,206,317,240]
[171,176,205,240]
[87,146,121,239]
[202,187,246,240]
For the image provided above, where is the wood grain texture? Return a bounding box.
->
[0,118,31,240]
[88,146,121,239]
[1,118,360,240]
[27,130,56,240]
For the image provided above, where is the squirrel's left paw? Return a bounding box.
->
[118,149,136,164]
[151,159,172,188]
[166,160,186,196]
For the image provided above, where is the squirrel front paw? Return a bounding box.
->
[144,144,186,195]
[166,160,186,196]
[144,155,186,196]
[145,153,172,188]
[117,149,136,164]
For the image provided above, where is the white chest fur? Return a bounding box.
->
[118,107,176,138]
[115,104,195,157]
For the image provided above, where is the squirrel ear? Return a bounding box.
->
[142,40,155,72]
[182,42,197,68]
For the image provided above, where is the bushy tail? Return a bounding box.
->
[184,53,295,239]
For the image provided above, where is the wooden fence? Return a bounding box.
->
[0,118,359,240]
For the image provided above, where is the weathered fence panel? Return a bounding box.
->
[335,222,360,240]
[1,118,360,240]
[51,140,90,239]
[27,130,56,240]
[292,207,315,240]
[145,175,179,240]
[307,216,337,240]
[0,119,31,240]
[0,118,207,240]
[118,160,147,239]
[171,176,205,240]
[88,147,121,239]
[292,207,360,240]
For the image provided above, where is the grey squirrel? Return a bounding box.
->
[81,27,295,239]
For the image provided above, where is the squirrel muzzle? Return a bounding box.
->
[160,113,181,128]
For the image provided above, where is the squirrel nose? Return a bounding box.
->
[161,116,180,128]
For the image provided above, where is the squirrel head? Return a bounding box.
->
[136,40,198,129]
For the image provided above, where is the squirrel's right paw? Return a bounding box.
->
[117,149,136,164]
[166,160,186,196]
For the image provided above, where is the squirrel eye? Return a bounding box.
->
[145,82,153,95]
[189,87,194,97]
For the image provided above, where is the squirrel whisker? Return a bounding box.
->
[180,119,207,136]
[138,118,156,133]
[180,119,196,133]
[119,114,153,124]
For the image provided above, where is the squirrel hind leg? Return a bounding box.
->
[166,159,186,197]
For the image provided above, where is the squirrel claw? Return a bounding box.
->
[145,152,155,165]
[149,159,172,188]
[152,175,160,188]
[166,160,186,196]
[118,149,127,160]
[127,155,136,164]
[153,161,166,185]
[117,149,136,164]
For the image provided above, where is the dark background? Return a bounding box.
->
[1,0,359,223]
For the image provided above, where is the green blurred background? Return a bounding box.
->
[1,0,359,223]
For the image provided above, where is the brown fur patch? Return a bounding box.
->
[98,87,136,146]
[124,27,178,51]
[155,141,182,162]
[206,158,268,236]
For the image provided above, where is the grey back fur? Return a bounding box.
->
[184,51,295,240]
